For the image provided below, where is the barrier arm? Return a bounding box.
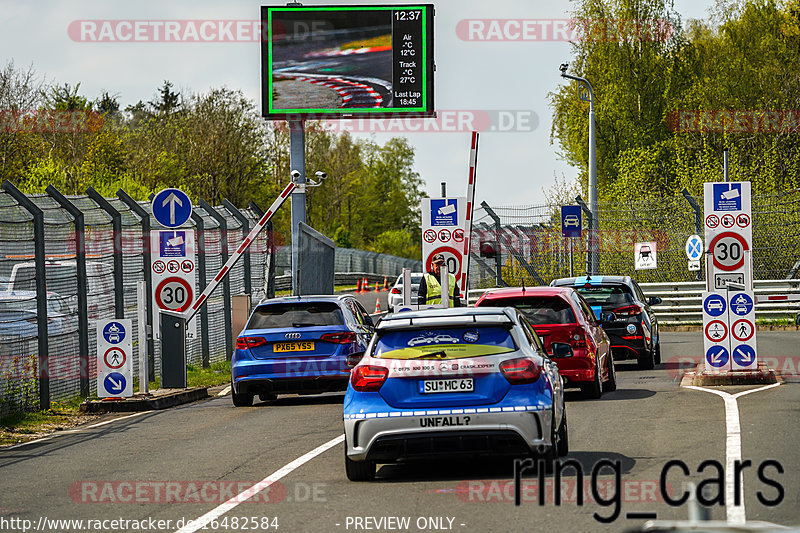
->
[183,181,295,323]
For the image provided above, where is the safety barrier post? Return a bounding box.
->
[222,200,252,296]
[249,201,275,299]
[197,200,233,361]
[116,189,156,381]
[86,187,124,318]
[46,185,90,398]
[1,181,50,409]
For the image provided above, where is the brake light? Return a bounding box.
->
[572,330,588,348]
[235,336,267,350]
[613,304,644,316]
[321,331,358,344]
[390,287,401,295]
[350,365,388,391]
[499,357,542,384]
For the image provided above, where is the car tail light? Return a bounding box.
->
[572,330,588,348]
[390,287,401,295]
[499,357,542,384]
[321,331,358,344]
[350,365,388,391]
[613,304,644,316]
[235,336,267,350]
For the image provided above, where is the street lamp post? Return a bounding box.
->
[559,63,599,275]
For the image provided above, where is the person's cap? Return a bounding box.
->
[431,254,445,264]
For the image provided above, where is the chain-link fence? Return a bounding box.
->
[0,184,422,415]
[468,189,800,289]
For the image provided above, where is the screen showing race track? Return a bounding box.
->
[261,4,434,118]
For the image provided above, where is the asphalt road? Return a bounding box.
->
[0,332,797,533]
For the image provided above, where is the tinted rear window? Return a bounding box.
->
[373,326,516,360]
[247,302,344,329]
[481,296,575,325]
[575,285,634,307]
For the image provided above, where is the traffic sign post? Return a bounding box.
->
[702,182,757,371]
[96,319,133,398]
[151,229,197,340]
[421,197,467,291]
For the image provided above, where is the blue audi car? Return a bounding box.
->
[231,295,374,406]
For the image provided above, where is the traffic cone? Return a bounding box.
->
[382,276,389,291]
[356,277,362,293]
[375,281,380,292]
[374,297,382,313]
[363,277,370,291]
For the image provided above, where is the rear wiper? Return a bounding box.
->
[410,350,448,360]
[292,322,317,328]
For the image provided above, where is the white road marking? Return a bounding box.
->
[684,383,782,524]
[4,411,149,449]
[175,434,345,533]
[217,386,231,397]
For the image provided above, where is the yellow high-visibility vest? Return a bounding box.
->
[424,272,457,306]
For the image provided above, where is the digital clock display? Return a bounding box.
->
[261,4,435,119]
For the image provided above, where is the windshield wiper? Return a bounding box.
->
[292,322,318,328]
[410,350,448,360]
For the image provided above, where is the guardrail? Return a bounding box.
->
[467,280,800,325]
[272,272,396,293]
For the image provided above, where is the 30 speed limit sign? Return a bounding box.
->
[155,277,193,312]
[709,231,748,272]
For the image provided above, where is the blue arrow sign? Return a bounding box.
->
[103,372,127,395]
[685,235,703,260]
[561,206,582,238]
[152,188,192,228]
[703,294,727,317]
[102,321,126,344]
[732,344,756,366]
[730,293,754,316]
[706,346,729,368]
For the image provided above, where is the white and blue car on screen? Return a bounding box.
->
[343,306,569,481]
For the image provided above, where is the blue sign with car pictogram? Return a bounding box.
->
[561,206,582,238]
[703,294,726,317]
[102,321,126,344]
[730,292,754,316]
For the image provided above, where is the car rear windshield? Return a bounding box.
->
[575,285,634,307]
[481,296,575,325]
[247,302,344,329]
[372,326,516,360]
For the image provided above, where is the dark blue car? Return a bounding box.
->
[231,295,375,406]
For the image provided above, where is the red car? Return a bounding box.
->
[474,286,615,399]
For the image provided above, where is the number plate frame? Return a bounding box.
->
[273,342,315,353]
[419,378,474,394]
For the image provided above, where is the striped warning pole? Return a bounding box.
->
[461,131,479,295]
[184,181,296,323]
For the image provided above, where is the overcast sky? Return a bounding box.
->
[2,0,715,207]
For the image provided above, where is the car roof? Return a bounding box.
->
[551,275,631,287]
[478,286,574,299]
[255,294,355,306]
[379,306,516,329]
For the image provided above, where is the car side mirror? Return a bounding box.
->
[346,352,365,368]
[550,342,573,358]
[599,311,617,323]
[648,296,662,306]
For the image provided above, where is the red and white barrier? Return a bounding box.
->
[461,131,479,294]
[184,181,296,322]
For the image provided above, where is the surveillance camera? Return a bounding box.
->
[291,169,301,179]
[559,63,569,74]
[315,171,327,179]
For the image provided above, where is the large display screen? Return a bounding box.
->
[261,5,435,119]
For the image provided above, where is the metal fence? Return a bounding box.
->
[467,189,800,289]
[0,184,422,415]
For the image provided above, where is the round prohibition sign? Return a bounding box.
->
[709,231,749,272]
[438,229,451,242]
[705,319,728,342]
[705,214,720,229]
[423,229,436,243]
[425,246,463,283]
[453,229,465,243]
[152,260,166,274]
[155,276,194,312]
[103,347,126,369]
[731,319,754,342]
[721,214,735,228]
[167,260,180,273]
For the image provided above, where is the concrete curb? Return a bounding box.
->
[80,387,209,413]
[680,363,783,387]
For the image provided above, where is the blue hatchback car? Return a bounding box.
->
[343,307,568,481]
[231,295,375,406]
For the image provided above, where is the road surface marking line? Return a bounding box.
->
[175,434,345,533]
[4,411,149,449]
[684,383,781,524]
